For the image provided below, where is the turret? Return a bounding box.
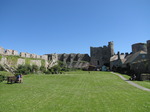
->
[108,41,114,56]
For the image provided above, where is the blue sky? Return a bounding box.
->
[0,0,150,55]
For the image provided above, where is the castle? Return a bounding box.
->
[0,40,150,79]
[90,41,114,68]
[110,40,150,80]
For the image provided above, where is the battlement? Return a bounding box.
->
[90,42,114,67]
[0,46,48,60]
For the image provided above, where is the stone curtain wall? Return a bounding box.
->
[0,46,48,60]
[0,56,47,68]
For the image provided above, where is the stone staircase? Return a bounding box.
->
[2,64,16,74]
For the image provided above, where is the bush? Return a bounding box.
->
[31,65,39,73]
[40,66,46,73]
[16,64,32,75]
[0,71,13,82]
[0,64,4,71]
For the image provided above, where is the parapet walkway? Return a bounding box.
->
[111,72,150,92]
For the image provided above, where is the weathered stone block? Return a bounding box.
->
[36,55,41,59]
[5,49,13,55]
[30,60,41,67]
[141,74,150,81]
[30,54,36,58]
[41,55,48,60]
[20,52,26,57]
[12,50,19,55]
[25,53,31,58]
[17,58,25,65]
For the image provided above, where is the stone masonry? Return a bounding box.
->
[132,43,147,53]
[90,41,114,68]
[57,53,90,68]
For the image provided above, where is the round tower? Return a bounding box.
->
[108,41,114,56]
[132,43,147,53]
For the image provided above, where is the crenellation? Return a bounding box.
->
[90,41,114,68]
[25,53,31,58]
[20,52,26,57]
[41,55,48,60]
[5,49,13,55]
[12,50,19,56]
[30,54,36,58]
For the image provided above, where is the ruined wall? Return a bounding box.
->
[0,46,48,61]
[17,58,25,65]
[46,54,58,68]
[90,41,114,68]
[30,60,41,67]
[0,56,48,68]
[57,53,90,68]
[132,43,147,53]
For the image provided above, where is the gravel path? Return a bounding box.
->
[111,72,150,92]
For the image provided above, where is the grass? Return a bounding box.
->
[117,72,150,89]
[0,71,150,112]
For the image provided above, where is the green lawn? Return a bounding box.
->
[0,71,150,112]
[117,73,150,89]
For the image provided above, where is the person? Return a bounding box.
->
[130,74,136,81]
[19,74,23,83]
[133,74,136,80]
[16,74,20,82]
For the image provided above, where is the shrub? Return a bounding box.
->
[0,64,4,71]
[16,64,32,75]
[31,65,39,73]
[40,66,46,73]
[0,71,13,82]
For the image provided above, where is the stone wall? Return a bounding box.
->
[0,46,49,61]
[130,61,150,74]
[46,54,58,68]
[17,58,25,66]
[5,49,13,55]
[30,60,41,67]
[0,56,48,68]
[57,53,90,68]
[90,41,114,68]
[132,43,147,53]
